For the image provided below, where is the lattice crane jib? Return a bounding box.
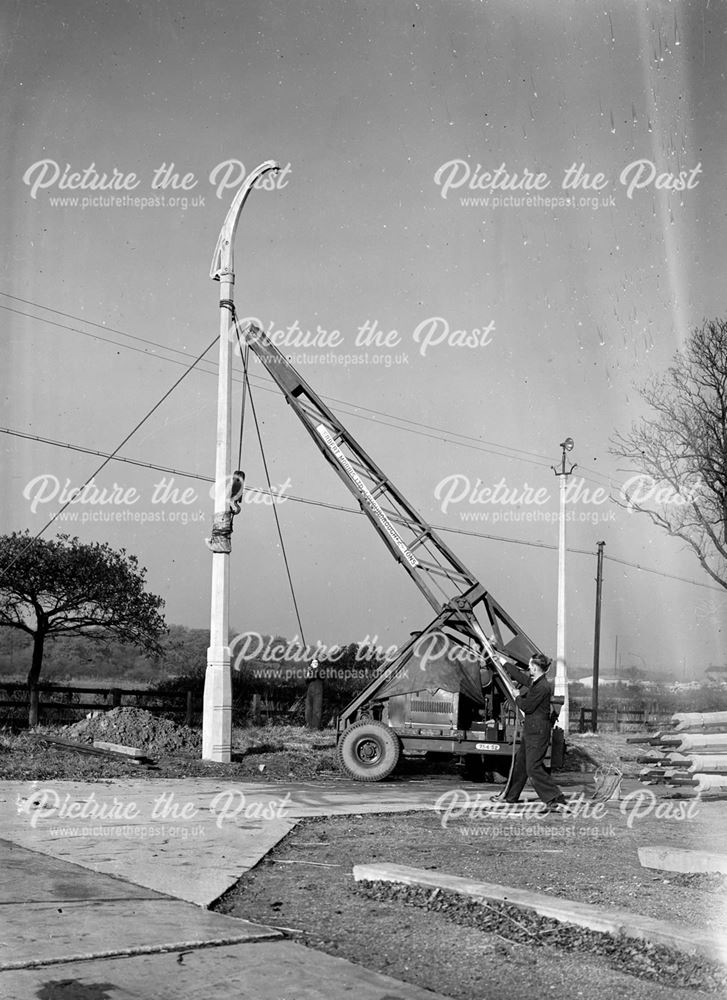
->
[239,321,544,705]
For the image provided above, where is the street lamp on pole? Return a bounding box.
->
[552,437,576,734]
[202,160,280,763]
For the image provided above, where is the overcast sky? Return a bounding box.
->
[2,0,726,678]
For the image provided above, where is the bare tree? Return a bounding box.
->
[0,532,167,725]
[611,318,727,590]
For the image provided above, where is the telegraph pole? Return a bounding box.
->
[203,160,280,762]
[552,437,576,734]
[591,540,605,732]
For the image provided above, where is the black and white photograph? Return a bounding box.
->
[1,1,726,997]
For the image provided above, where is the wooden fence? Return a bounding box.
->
[0,682,296,727]
[574,705,673,733]
[1,681,671,734]
[0,681,195,725]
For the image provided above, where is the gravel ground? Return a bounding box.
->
[0,720,628,781]
[0,718,339,780]
[355,880,727,993]
[2,719,724,998]
[215,806,727,1000]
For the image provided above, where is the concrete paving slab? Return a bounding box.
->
[0,776,598,909]
[0,838,163,904]
[638,844,727,874]
[0,777,466,907]
[0,939,452,1000]
[0,818,297,908]
[0,899,280,971]
[0,834,448,1000]
[0,838,280,972]
[1,780,301,906]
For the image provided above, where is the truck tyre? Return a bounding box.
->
[337,721,401,781]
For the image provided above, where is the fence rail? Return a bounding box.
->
[0,681,303,728]
[1,682,674,734]
[574,705,673,733]
[0,681,199,726]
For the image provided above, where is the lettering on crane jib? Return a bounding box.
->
[315,424,419,569]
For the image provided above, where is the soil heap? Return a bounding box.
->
[65,706,202,756]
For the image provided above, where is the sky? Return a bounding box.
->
[2,0,726,680]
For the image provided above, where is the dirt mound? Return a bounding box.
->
[64,707,202,756]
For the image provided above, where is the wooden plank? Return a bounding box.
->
[32,735,153,765]
[638,846,727,875]
[93,740,146,758]
[352,862,727,964]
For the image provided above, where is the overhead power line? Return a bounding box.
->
[0,334,220,578]
[0,294,549,462]
[0,298,556,470]
[2,425,724,594]
[0,290,617,489]
[238,344,307,644]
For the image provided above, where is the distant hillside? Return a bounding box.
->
[0,625,210,684]
[0,626,379,688]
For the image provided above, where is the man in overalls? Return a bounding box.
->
[503,652,568,812]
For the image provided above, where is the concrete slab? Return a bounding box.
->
[0,899,280,971]
[2,780,301,906]
[273,776,458,815]
[638,845,727,874]
[3,817,297,908]
[0,777,465,907]
[0,776,598,909]
[0,838,164,904]
[0,939,452,1000]
[353,862,727,965]
[0,830,448,1000]
[0,837,280,973]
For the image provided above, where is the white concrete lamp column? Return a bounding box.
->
[552,437,576,735]
[203,160,280,762]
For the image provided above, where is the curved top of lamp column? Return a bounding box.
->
[210,159,280,281]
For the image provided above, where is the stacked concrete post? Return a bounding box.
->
[632,711,727,797]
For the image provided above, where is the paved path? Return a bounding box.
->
[0,773,599,999]
[4,941,452,1000]
[0,839,450,999]
[0,840,278,972]
[1,776,474,906]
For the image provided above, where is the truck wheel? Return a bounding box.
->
[337,721,401,781]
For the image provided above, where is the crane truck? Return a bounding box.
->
[238,321,564,781]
